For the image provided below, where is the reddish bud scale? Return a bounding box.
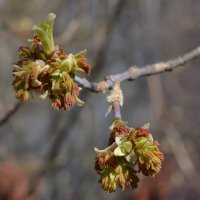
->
[71,84,80,96]
[52,98,62,110]
[76,54,91,74]
[57,48,67,60]
[18,47,31,58]
[133,127,150,138]
[63,93,76,110]
[108,125,130,145]
[95,151,116,173]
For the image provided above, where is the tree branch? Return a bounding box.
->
[0,101,22,127]
[75,46,200,92]
[112,101,121,119]
[106,82,123,119]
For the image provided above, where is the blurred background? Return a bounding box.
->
[0,0,200,199]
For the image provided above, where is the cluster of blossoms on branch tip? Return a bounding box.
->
[12,13,91,110]
[95,119,164,193]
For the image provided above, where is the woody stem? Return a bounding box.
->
[112,100,121,119]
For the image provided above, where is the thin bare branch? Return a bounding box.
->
[112,101,122,119]
[75,46,200,92]
[55,0,86,44]
[0,101,22,127]
[106,82,123,119]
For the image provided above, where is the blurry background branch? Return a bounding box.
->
[0,101,22,127]
[55,0,86,45]
[148,76,197,181]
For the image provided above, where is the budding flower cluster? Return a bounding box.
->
[95,119,164,193]
[12,13,91,110]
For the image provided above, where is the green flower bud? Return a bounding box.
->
[32,13,56,55]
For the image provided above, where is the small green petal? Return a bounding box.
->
[31,79,42,87]
[114,146,125,156]
[12,71,26,77]
[32,13,56,55]
[115,136,125,145]
[121,141,132,154]
[75,96,84,106]
[51,70,61,77]
[40,91,48,99]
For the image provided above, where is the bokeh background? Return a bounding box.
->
[0,0,200,199]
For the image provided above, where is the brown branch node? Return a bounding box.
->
[95,81,108,92]
[128,66,138,79]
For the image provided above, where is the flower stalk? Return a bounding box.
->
[95,82,163,192]
[112,101,121,119]
[106,82,123,118]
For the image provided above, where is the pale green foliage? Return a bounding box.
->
[32,13,56,55]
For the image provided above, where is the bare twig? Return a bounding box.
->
[75,46,200,92]
[0,101,22,127]
[106,82,123,119]
[112,101,122,119]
